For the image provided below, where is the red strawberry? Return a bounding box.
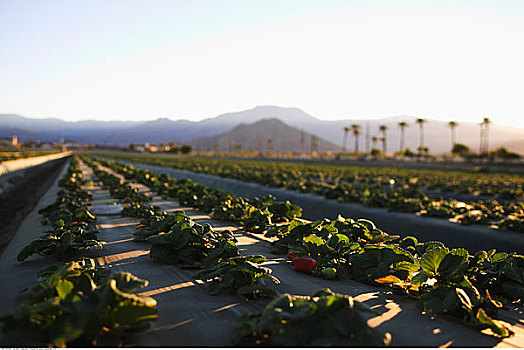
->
[291,257,317,274]
[287,251,298,260]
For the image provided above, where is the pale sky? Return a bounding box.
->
[1,0,523,128]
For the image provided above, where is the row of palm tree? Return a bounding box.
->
[341,117,491,156]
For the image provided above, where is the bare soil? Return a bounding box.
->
[0,157,68,256]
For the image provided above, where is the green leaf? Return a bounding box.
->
[112,272,149,293]
[420,247,449,276]
[303,234,325,246]
[437,250,468,282]
[476,308,513,338]
[17,238,58,261]
[56,280,74,299]
[327,234,350,250]
[492,252,509,263]
[410,271,431,287]
[396,259,420,273]
[112,303,158,326]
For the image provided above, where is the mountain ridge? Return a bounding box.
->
[191,118,340,153]
[0,106,523,154]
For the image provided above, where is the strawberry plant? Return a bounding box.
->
[466,250,524,304]
[239,208,273,234]
[0,271,157,347]
[147,220,239,267]
[349,244,419,283]
[413,247,513,337]
[17,224,102,262]
[251,194,302,221]
[233,289,390,346]
[498,214,524,233]
[120,202,164,218]
[194,255,280,299]
[210,197,255,221]
[21,260,110,304]
[134,210,188,241]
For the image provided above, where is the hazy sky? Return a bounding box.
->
[1,0,523,127]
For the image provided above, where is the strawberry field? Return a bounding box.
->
[100,154,524,233]
[0,153,522,347]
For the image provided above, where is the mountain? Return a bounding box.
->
[191,118,340,153]
[200,105,319,130]
[0,114,142,144]
[0,106,523,154]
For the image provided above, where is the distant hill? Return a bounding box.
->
[0,106,523,154]
[191,118,340,153]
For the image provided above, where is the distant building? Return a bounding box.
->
[0,136,19,148]
[128,144,146,152]
[38,143,55,150]
[147,144,160,153]
[62,140,82,150]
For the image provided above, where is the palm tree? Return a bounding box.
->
[479,122,484,154]
[483,117,491,154]
[415,118,426,153]
[448,121,458,151]
[371,136,378,149]
[398,121,408,152]
[379,125,388,154]
[342,126,351,153]
[351,124,361,153]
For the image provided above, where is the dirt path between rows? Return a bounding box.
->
[0,157,69,256]
[0,159,71,321]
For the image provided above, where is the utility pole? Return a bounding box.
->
[479,123,485,154]
[258,132,263,155]
[311,135,318,154]
[300,130,305,154]
[365,121,370,155]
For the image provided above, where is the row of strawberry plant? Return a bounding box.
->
[82,156,282,299]
[103,154,524,199]
[96,156,522,339]
[0,149,61,163]
[102,154,524,232]
[94,157,303,236]
[271,217,522,337]
[1,156,158,347]
[84,156,393,346]
[17,156,103,261]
